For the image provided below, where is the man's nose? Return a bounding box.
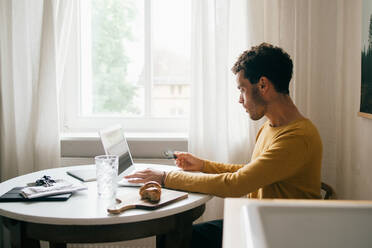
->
[239,95,243,103]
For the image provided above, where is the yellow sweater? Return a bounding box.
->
[164,118,322,199]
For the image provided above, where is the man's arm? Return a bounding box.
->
[165,134,309,197]
[202,160,244,174]
[174,152,244,173]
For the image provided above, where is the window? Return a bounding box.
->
[61,0,191,133]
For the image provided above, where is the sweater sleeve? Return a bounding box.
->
[202,160,244,174]
[164,134,309,198]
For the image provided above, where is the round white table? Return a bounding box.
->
[0,164,212,248]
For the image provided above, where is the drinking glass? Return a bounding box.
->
[95,155,118,199]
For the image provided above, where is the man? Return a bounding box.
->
[125,43,322,247]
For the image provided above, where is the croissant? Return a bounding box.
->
[139,181,161,203]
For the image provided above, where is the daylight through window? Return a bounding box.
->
[80,0,191,119]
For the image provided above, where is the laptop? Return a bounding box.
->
[67,125,144,187]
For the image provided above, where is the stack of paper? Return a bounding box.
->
[21,179,87,199]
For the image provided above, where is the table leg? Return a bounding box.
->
[156,221,193,248]
[156,203,205,248]
[2,218,40,248]
[156,224,192,248]
[49,243,67,248]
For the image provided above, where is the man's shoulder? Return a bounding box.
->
[257,118,321,143]
[294,118,320,136]
[285,118,317,131]
[280,118,322,148]
[273,118,320,140]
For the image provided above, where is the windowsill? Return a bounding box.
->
[61,132,188,158]
[61,132,188,142]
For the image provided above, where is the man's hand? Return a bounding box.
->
[124,168,164,185]
[174,152,204,172]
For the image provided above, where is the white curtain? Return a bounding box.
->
[190,0,360,221]
[189,0,265,221]
[0,0,73,181]
[244,0,361,199]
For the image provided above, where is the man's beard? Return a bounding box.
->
[248,86,266,120]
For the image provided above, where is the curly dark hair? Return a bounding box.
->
[231,43,293,94]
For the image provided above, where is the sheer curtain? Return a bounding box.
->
[244,0,360,198]
[0,0,73,181]
[189,0,265,221]
[189,0,359,221]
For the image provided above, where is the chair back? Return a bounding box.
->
[321,182,335,199]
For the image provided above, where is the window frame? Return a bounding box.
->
[61,0,189,134]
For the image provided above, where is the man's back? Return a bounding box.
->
[249,118,322,199]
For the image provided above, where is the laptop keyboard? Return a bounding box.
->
[117,178,143,187]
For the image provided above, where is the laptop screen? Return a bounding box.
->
[99,125,134,175]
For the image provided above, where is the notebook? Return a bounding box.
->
[0,187,72,202]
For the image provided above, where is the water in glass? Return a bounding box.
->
[95,155,118,199]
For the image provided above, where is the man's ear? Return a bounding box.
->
[258,76,269,94]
